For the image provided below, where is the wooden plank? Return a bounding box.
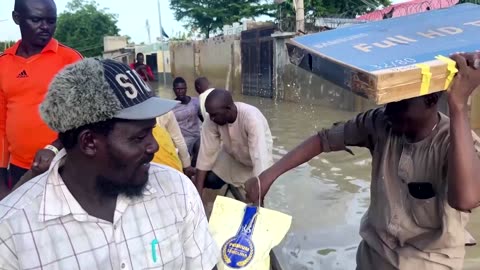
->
[287,3,480,104]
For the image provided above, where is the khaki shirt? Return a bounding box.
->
[318,108,478,270]
[196,102,273,186]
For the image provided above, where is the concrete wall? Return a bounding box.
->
[197,36,242,94]
[156,51,171,73]
[170,36,242,96]
[273,33,376,112]
[104,36,127,52]
[170,41,196,94]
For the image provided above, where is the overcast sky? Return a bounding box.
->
[0,0,410,43]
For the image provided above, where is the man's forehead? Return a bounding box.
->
[108,119,156,136]
[174,83,187,89]
[22,0,56,16]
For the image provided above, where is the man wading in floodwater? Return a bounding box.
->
[245,52,480,270]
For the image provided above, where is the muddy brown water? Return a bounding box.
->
[156,84,480,270]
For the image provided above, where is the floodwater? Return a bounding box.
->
[155,83,480,270]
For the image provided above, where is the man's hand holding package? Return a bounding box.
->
[449,52,480,107]
[245,173,274,205]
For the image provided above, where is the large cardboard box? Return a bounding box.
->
[287,3,480,104]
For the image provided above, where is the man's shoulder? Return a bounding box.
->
[237,102,268,121]
[191,96,200,103]
[148,163,196,196]
[0,174,47,223]
[236,102,260,112]
[0,51,13,67]
[57,42,83,62]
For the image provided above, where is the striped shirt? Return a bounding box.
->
[0,150,218,270]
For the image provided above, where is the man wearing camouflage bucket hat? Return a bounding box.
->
[0,58,219,270]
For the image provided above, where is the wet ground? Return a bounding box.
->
[157,84,480,269]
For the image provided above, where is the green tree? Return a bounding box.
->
[0,40,15,53]
[55,0,120,57]
[277,0,391,19]
[170,0,273,38]
[276,0,391,31]
[459,0,480,3]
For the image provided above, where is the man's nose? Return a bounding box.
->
[146,136,159,154]
[39,20,49,30]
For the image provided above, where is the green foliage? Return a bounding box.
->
[170,0,273,38]
[170,32,188,41]
[459,0,480,3]
[279,0,391,20]
[171,0,391,37]
[275,0,391,31]
[0,41,15,53]
[55,0,120,57]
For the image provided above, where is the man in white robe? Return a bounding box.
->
[194,89,273,196]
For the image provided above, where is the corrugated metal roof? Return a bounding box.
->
[357,0,459,21]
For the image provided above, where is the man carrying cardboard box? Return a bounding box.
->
[245,52,480,270]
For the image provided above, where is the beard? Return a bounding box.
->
[95,174,147,199]
[95,142,152,199]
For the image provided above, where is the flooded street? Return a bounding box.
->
[156,84,480,270]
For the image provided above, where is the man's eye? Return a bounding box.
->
[30,18,41,23]
[131,134,147,142]
[136,135,147,140]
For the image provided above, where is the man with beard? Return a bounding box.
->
[0,59,218,270]
[245,53,480,270]
[0,0,82,198]
[195,89,273,197]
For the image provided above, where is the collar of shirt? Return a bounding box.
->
[200,88,215,97]
[4,38,59,55]
[37,149,157,224]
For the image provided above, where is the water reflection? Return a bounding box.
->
[154,83,480,269]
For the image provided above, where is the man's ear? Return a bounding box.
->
[424,93,440,108]
[78,130,99,157]
[12,11,20,25]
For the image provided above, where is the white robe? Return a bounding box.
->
[196,102,273,186]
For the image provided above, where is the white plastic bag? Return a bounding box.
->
[209,196,292,270]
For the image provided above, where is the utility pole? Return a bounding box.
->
[157,0,167,90]
[295,0,305,33]
[146,19,151,44]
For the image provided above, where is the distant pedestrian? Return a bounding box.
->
[172,77,202,163]
[130,52,155,81]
